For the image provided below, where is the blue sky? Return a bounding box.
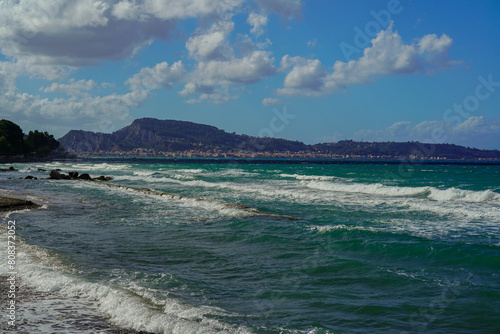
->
[1,0,500,149]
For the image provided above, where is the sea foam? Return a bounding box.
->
[0,230,251,334]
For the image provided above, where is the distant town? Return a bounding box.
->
[77,147,499,161]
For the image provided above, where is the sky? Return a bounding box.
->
[1,0,500,149]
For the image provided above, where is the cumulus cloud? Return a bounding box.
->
[262,97,282,106]
[248,12,268,36]
[179,49,277,103]
[126,61,186,90]
[41,79,98,96]
[353,116,500,149]
[0,1,180,67]
[186,20,235,61]
[184,86,236,104]
[111,0,244,21]
[254,0,302,19]
[278,23,454,96]
[180,16,278,103]
[195,50,277,85]
[0,84,147,135]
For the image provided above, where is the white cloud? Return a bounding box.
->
[248,12,268,36]
[41,79,97,96]
[184,86,236,104]
[0,85,148,135]
[278,23,454,96]
[254,0,302,19]
[126,61,186,90]
[112,0,244,21]
[181,17,278,103]
[195,50,277,86]
[281,56,325,91]
[353,116,500,149]
[186,20,235,61]
[180,49,276,103]
[0,1,192,67]
[262,98,282,106]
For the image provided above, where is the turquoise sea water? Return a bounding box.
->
[1,159,499,333]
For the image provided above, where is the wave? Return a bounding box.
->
[64,179,296,220]
[113,174,500,221]
[280,173,338,181]
[305,180,429,198]
[62,166,500,223]
[427,187,499,202]
[304,180,500,203]
[0,232,251,334]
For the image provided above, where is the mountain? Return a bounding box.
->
[59,118,500,160]
[59,118,310,153]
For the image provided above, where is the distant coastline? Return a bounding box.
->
[70,156,500,166]
[58,118,500,162]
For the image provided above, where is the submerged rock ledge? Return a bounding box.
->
[0,195,40,212]
[46,169,297,220]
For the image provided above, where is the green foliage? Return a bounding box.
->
[0,120,24,156]
[0,119,60,158]
[24,130,60,157]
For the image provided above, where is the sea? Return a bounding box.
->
[1,159,499,333]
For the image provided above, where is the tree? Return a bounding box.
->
[0,119,25,156]
[24,130,60,158]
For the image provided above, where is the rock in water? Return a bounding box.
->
[49,169,70,180]
[94,175,113,181]
[49,169,62,179]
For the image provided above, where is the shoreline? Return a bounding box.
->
[0,275,154,333]
[0,192,154,334]
[72,156,500,165]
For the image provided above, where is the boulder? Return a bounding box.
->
[0,166,17,172]
[94,175,113,181]
[49,169,62,179]
[78,173,92,180]
[68,171,79,179]
[25,175,37,180]
[49,169,70,180]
